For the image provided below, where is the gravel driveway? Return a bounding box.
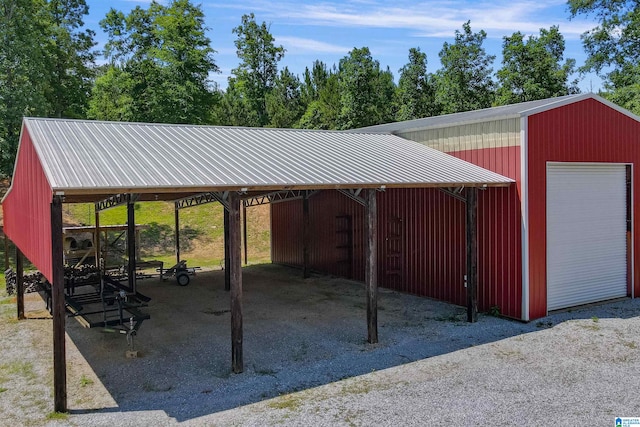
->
[1,264,639,426]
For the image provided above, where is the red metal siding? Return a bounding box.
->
[527,99,640,319]
[271,185,522,318]
[271,191,365,280]
[450,146,521,187]
[377,188,467,306]
[271,199,304,267]
[449,147,523,318]
[2,129,54,281]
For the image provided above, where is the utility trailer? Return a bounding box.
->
[159,260,200,286]
[42,274,151,355]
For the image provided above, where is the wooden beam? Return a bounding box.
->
[228,192,243,373]
[303,192,310,278]
[466,187,478,323]
[16,247,24,320]
[51,196,67,413]
[127,198,136,293]
[174,204,181,264]
[3,230,9,271]
[94,207,101,272]
[224,208,230,292]
[243,204,248,265]
[365,189,378,344]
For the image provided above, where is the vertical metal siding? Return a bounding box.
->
[449,148,523,318]
[271,191,365,280]
[377,188,467,306]
[270,185,522,318]
[270,199,304,267]
[527,99,640,318]
[396,121,524,318]
[2,130,54,281]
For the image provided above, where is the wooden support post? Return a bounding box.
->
[51,196,67,413]
[174,205,181,264]
[243,204,248,266]
[365,189,378,344]
[228,192,243,373]
[224,208,230,291]
[127,197,136,293]
[466,187,478,323]
[303,191,310,278]
[3,230,9,272]
[94,207,101,272]
[16,247,24,320]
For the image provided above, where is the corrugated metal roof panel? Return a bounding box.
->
[357,94,589,134]
[23,118,512,193]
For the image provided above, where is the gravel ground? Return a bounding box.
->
[1,264,639,426]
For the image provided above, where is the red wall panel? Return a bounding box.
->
[271,199,304,267]
[449,147,523,318]
[271,185,523,318]
[2,129,54,281]
[271,191,365,280]
[527,99,640,318]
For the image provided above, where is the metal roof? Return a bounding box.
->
[357,94,593,134]
[19,117,512,198]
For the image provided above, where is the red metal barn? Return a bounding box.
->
[271,94,640,320]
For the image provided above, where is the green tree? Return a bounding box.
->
[298,67,341,130]
[569,0,640,114]
[229,13,285,127]
[496,26,579,105]
[396,47,438,121]
[266,67,304,128]
[0,0,51,176]
[90,0,218,124]
[434,21,495,114]
[87,65,135,121]
[301,60,330,106]
[45,0,96,118]
[337,47,395,129]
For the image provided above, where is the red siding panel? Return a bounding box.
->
[2,129,54,281]
[271,199,304,267]
[450,147,523,319]
[271,191,365,280]
[377,188,467,306]
[527,99,640,318]
[271,186,522,319]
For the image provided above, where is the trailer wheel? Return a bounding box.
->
[176,272,190,286]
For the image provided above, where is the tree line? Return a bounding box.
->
[0,0,637,178]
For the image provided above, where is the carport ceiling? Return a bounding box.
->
[19,117,512,203]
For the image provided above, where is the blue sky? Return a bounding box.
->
[84,0,603,92]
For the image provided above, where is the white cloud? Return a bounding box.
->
[260,0,593,39]
[275,36,349,54]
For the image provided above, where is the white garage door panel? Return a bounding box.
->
[547,163,627,311]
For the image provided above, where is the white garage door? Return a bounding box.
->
[546,163,628,311]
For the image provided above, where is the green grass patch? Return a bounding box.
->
[0,296,15,305]
[268,394,303,411]
[0,387,7,393]
[46,412,69,421]
[80,375,94,387]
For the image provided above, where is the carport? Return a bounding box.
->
[1,117,512,412]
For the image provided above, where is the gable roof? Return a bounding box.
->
[357,93,640,134]
[11,117,511,201]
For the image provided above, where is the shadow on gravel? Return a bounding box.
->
[63,264,640,422]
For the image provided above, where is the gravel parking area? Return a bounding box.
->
[1,264,639,426]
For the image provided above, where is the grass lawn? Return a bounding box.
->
[66,201,271,270]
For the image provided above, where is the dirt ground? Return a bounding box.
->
[2,264,640,426]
